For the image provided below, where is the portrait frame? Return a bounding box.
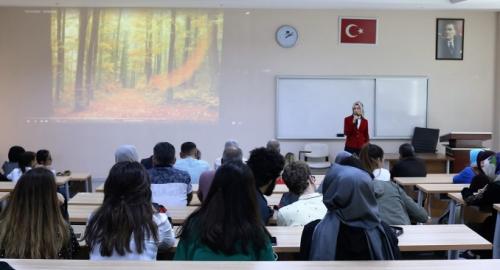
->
[435,18,464,60]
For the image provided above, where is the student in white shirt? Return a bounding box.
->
[277,161,327,226]
[7,151,36,182]
[85,161,175,260]
[174,142,210,184]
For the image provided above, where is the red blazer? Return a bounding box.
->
[344,115,369,150]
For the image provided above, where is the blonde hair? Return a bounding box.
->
[352,101,365,117]
[0,168,69,258]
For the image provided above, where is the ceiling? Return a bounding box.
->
[1,0,500,10]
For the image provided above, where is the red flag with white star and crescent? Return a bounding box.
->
[340,18,377,44]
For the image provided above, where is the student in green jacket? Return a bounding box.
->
[174,161,276,261]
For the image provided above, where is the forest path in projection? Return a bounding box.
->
[54,88,217,121]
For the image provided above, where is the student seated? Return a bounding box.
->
[86,162,175,260]
[390,143,427,178]
[277,161,327,226]
[246,147,285,225]
[2,146,24,176]
[114,145,139,163]
[453,148,482,184]
[198,145,243,202]
[0,168,79,258]
[300,164,400,260]
[360,144,428,225]
[174,142,210,184]
[461,152,500,258]
[466,150,495,192]
[148,142,192,206]
[213,140,245,169]
[174,162,276,261]
[36,149,56,174]
[7,151,36,182]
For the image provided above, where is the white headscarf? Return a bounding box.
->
[114,145,139,163]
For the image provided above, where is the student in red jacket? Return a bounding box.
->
[344,101,369,155]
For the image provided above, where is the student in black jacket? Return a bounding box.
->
[390,144,426,178]
[461,152,500,258]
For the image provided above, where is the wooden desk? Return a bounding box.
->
[385,153,453,174]
[68,204,99,224]
[393,174,456,187]
[69,173,92,192]
[0,182,16,192]
[0,192,9,200]
[69,204,277,225]
[5,259,500,270]
[96,175,325,194]
[69,192,283,208]
[72,224,490,257]
[415,184,469,206]
[493,204,500,259]
[0,177,70,198]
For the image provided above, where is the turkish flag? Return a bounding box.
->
[340,18,377,44]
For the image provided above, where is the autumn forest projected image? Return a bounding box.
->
[51,8,223,122]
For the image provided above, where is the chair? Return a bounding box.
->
[301,143,331,169]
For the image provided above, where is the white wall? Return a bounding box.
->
[0,8,496,178]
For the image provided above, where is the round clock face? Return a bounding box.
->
[276,25,298,48]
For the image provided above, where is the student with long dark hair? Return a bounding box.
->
[0,168,79,258]
[85,162,175,260]
[174,162,276,261]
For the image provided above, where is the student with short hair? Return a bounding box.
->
[198,146,243,202]
[359,144,428,225]
[277,161,327,226]
[7,151,36,182]
[36,149,52,166]
[174,162,275,261]
[0,168,79,259]
[390,143,427,178]
[299,164,400,260]
[247,147,285,225]
[86,162,175,260]
[174,142,210,184]
[148,142,192,206]
[2,146,25,176]
[266,140,281,153]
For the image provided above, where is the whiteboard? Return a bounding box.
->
[277,78,375,139]
[375,78,428,138]
[276,76,428,139]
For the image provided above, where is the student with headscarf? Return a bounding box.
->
[461,152,500,258]
[453,149,483,184]
[467,150,495,192]
[299,164,400,260]
[114,145,139,163]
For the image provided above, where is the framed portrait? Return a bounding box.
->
[435,18,464,60]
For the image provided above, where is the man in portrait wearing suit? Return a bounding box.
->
[437,22,463,59]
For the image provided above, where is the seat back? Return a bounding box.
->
[304,143,329,158]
